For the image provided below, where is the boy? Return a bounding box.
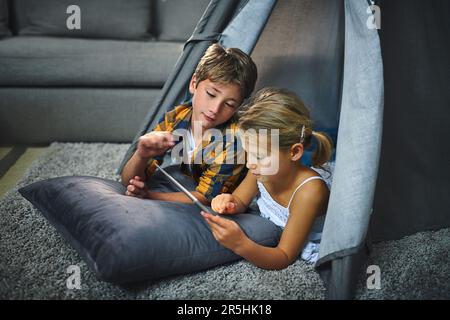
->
[121,43,257,205]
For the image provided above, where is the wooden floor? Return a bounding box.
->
[0,146,49,199]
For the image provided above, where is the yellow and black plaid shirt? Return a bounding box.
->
[145,104,247,202]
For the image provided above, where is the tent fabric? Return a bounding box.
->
[218,0,277,54]
[250,0,344,132]
[315,0,384,265]
[311,0,383,299]
[371,0,450,241]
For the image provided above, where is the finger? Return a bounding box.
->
[201,211,213,220]
[201,212,220,232]
[201,212,220,227]
[203,212,229,228]
[206,219,223,238]
[152,131,176,144]
[139,136,153,147]
[129,179,145,189]
[225,202,236,212]
[216,206,224,214]
[162,132,177,143]
[217,200,230,214]
[227,202,236,209]
[125,190,142,198]
[127,184,145,197]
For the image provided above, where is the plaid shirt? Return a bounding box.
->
[145,104,247,202]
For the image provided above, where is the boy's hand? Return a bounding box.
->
[211,193,239,214]
[136,131,176,159]
[125,176,149,198]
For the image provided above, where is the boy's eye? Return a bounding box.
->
[206,91,215,98]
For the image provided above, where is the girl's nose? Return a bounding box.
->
[246,162,257,170]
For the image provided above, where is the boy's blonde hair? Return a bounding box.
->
[194,43,257,100]
[238,87,333,168]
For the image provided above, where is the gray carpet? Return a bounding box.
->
[0,142,448,299]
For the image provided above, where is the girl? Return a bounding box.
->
[201,88,333,269]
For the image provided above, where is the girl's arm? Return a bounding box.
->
[239,179,329,269]
[203,179,329,270]
[231,170,259,210]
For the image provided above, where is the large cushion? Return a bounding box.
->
[0,37,183,86]
[11,0,153,40]
[0,0,11,38]
[154,0,210,41]
[18,167,282,284]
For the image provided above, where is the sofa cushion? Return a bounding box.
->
[18,171,282,284]
[154,0,210,41]
[11,0,153,40]
[0,87,163,144]
[0,0,11,38]
[0,37,183,87]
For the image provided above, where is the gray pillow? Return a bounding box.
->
[0,0,11,38]
[18,168,281,284]
[154,0,210,41]
[13,0,153,40]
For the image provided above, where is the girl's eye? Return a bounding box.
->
[225,102,236,108]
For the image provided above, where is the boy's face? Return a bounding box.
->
[189,75,242,131]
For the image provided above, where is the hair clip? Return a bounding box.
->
[300,125,306,143]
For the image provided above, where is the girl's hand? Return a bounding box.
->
[211,193,239,214]
[201,211,247,252]
[125,176,149,198]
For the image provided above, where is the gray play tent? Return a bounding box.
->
[118,0,449,299]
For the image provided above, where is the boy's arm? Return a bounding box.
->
[120,132,175,187]
[121,105,188,186]
[146,190,209,205]
[121,152,151,187]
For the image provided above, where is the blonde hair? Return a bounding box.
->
[194,43,257,100]
[238,87,333,169]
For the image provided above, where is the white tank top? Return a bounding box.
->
[256,176,327,263]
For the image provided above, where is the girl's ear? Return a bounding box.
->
[290,143,304,162]
[189,75,197,95]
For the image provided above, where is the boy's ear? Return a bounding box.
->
[189,75,197,95]
[290,143,304,162]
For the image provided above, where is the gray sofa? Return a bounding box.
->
[0,0,209,144]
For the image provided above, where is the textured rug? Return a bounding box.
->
[0,142,448,299]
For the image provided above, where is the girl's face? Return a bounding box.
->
[241,130,302,183]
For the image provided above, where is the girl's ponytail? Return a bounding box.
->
[311,131,333,169]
